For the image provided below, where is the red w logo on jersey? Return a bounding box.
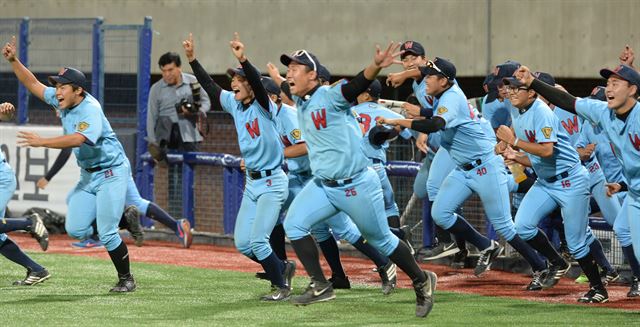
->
[560,116,579,135]
[524,130,536,143]
[629,133,640,151]
[280,135,292,147]
[311,109,327,130]
[245,118,261,139]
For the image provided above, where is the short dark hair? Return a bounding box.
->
[158,52,181,68]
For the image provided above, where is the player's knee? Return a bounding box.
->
[249,239,270,260]
[613,224,633,247]
[66,225,92,241]
[98,231,122,251]
[514,221,535,240]
[430,201,452,224]
[283,217,306,241]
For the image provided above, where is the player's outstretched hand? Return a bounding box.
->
[37,177,49,190]
[416,133,428,154]
[514,66,534,87]
[2,36,17,62]
[386,71,408,88]
[182,33,196,62]
[620,44,635,67]
[0,102,15,121]
[17,131,43,147]
[374,42,402,69]
[605,183,622,197]
[402,102,421,118]
[229,32,246,62]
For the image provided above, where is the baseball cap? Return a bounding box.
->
[483,73,499,102]
[502,77,527,88]
[494,61,521,79]
[420,57,456,81]
[280,49,319,72]
[317,64,331,83]
[226,63,262,79]
[599,64,640,88]
[589,86,606,101]
[534,71,556,87]
[48,67,87,90]
[400,41,425,59]
[366,79,382,98]
[260,76,281,96]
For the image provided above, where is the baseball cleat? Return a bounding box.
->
[72,238,104,249]
[541,259,570,288]
[110,274,136,293]
[627,277,640,298]
[27,213,49,251]
[176,218,193,248]
[290,281,335,306]
[601,269,620,285]
[423,241,460,261]
[451,248,469,269]
[283,260,296,289]
[378,261,397,295]
[474,241,503,276]
[261,286,292,302]
[13,268,51,286]
[577,287,608,303]
[328,274,351,289]
[124,206,144,247]
[414,270,437,318]
[526,269,548,291]
[255,271,269,280]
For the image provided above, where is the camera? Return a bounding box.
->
[175,98,198,115]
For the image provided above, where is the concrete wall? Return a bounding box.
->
[2,0,639,77]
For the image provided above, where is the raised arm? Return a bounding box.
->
[517,66,577,113]
[341,42,402,103]
[183,33,223,107]
[229,33,270,112]
[2,36,47,101]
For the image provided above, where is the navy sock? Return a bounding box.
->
[455,235,467,251]
[589,239,614,273]
[269,224,287,261]
[508,235,546,271]
[319,237,346,278]
[0,218,31,233]
[351,237,388,267]
[389,227,405,239]
[387,215,400,229]
[622,245,640,277]
[446,216,491,251]
[389,241,425,283]
[577,252,604,289]
[107,241,131,278]
[146,202,178,232]
[291,235,327,283]
[0,238,44,272]
[259,252,286,288]
[526,229,565,266]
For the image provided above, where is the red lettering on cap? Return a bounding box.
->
[58,68,67,75]
[590,87,599,96]
[404,41,413,49]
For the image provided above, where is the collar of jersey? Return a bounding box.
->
[518,99,536,114]
[433,85,452,100]
[301,84,321,102]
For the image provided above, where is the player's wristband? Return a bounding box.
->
[619,181,629,192]
[513,138,519,147]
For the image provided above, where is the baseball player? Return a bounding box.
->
[183,33,295,301]
[516,63,640,301]
[260,75,397,294]
[380,58,550,292]
[0,102,51,286]
[3,37,136,292]
[37,149,193,248]
[279,44,436,318]
[496,73,609,303]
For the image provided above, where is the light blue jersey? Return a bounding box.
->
[576,98,640,195]
[274,103,310,174]
[44,87,125,169]
[353,102,412,163]
[510,99,579,180]
[435,84,496,166]
[294,85,368,180]
[554,107,584,146]
[481,96,511,129]
[578,122,627,184]
[219,90,284,171]
[413,78,441,151]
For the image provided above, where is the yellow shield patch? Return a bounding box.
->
[77,121,89,132]
[290,129,301,140]
[437,106,448,115]
[541,127,552,139]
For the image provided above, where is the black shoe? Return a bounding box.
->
[628,277,640,298]
[526,269,548,291]
[283,260,296,289]
[451,248,469,269]
[328,275,351,289]
[600,269,620,286]
[541,259,570,288]
[110,274,136,293]
[13,268,51,286]
[474,241,503,276]
[255,271,269,280]
[577,287,608,303]
[414,271,437,318]
[124,206,144,247]
[378,261,397,295]
[423,241,460,261]
[28,213,49,251]
[261,286,291,302]
[290,281,335,306]
[399,225,415,256]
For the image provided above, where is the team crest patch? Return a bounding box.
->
[77,121,90,132]
[541,127,552,139]
[437,106,448,115]
[290,129,301,140]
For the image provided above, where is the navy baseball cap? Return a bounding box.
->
[420,57,456,81]
[400,40,425,59]
[589,86,606,101]
[600,64,640,88]
[260,76,281,95]
[534,71,556,87]
[483,73,499,102]
[366,79,382,98]
[48,67,87,90]
[318,64,331,83]
[226,65,247,78]
[280,49,319,72]
[502,77,527,88]
[494,61,521,79]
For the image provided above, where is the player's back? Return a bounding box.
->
[274,103,310,174]
[353,102,411,162]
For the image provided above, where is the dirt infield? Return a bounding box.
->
[10,234,640,310]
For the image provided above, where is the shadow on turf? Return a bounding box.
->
[0,293,117,305]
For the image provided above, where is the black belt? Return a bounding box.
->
[371,158,384,164]
[248,169,272,180]
[544,171,570,183]
[85,166,104,173]
[581,156,595,167]
[322,178,353,187]
[461,159,483,171]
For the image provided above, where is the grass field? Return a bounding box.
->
[1,252,638,326]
